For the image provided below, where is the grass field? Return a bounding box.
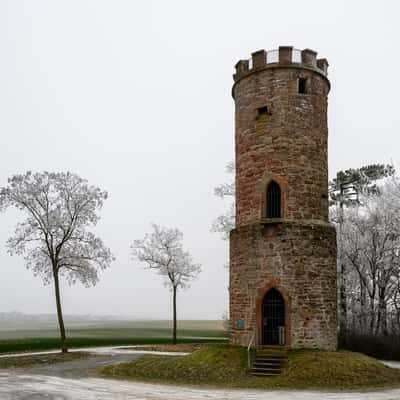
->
[0,319,224,339]
[0,320,227,354]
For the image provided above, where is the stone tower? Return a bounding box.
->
[229,46,337,350]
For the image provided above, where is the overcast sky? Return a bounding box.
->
[0,0,399,320]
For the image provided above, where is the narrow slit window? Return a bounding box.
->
[266,181,281,218]
[298,78,307,94]
[256,106,269,133]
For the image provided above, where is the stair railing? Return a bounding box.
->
[247,328,258,368]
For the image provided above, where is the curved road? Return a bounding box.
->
[0,347,399,400]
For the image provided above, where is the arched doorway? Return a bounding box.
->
[262,288,285,345]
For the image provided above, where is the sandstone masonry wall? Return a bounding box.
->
[229,47,337,350]
[230,222,337,350]
[233,66,330,226]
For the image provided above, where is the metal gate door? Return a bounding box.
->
[262,288,285,345]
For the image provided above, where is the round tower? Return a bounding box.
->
[229,46,337,350]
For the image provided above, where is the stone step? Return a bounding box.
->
[255,355,286,361]
[252,367,281,373]
[249,346,288,377]
[257,349,286,353]
[251,367,282,373]
[256,347,286,352]
[254,358,283,363]
[250,369,281,376]
[253,361,282,367]
[250,372,280,377]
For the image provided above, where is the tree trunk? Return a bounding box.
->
[339,261,347,336]
[369,293,376,335]
[53,269,68,353]
[172,285,177,345]
[338,189,348,342]
[360,277,368,333]
[378,287,388,336]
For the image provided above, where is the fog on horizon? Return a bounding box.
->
[0,0,399,320]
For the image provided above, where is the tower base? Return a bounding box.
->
[229,221,337,351]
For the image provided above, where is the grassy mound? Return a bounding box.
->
[0,351,89,369]
[100,345,400,390]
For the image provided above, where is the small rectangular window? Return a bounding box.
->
[298,78,307,94]
[257,106,269,118]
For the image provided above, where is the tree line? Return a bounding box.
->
[330,165,400,339]
[0,171,201,352]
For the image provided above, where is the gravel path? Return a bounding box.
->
[1,371,400,400]
[0,346,399,400]
[0,345,189,359]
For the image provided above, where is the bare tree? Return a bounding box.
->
[0,171,115,352]
[131,224,201,344]
[211,161,235,240]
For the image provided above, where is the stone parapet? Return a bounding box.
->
[233,46,329,83]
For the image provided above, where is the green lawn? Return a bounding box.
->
[100,345,400,390]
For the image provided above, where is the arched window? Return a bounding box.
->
[266,181,281,218]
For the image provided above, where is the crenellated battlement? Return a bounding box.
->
[234,46,328,82]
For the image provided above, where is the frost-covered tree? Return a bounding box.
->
[131,224,201,344]
[336,179,400,336]
[0,172,115,352]
[211,161,235,240]
[329,164,395,337]
[329,164,394,208]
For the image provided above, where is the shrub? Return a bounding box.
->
[340,332,400,361]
